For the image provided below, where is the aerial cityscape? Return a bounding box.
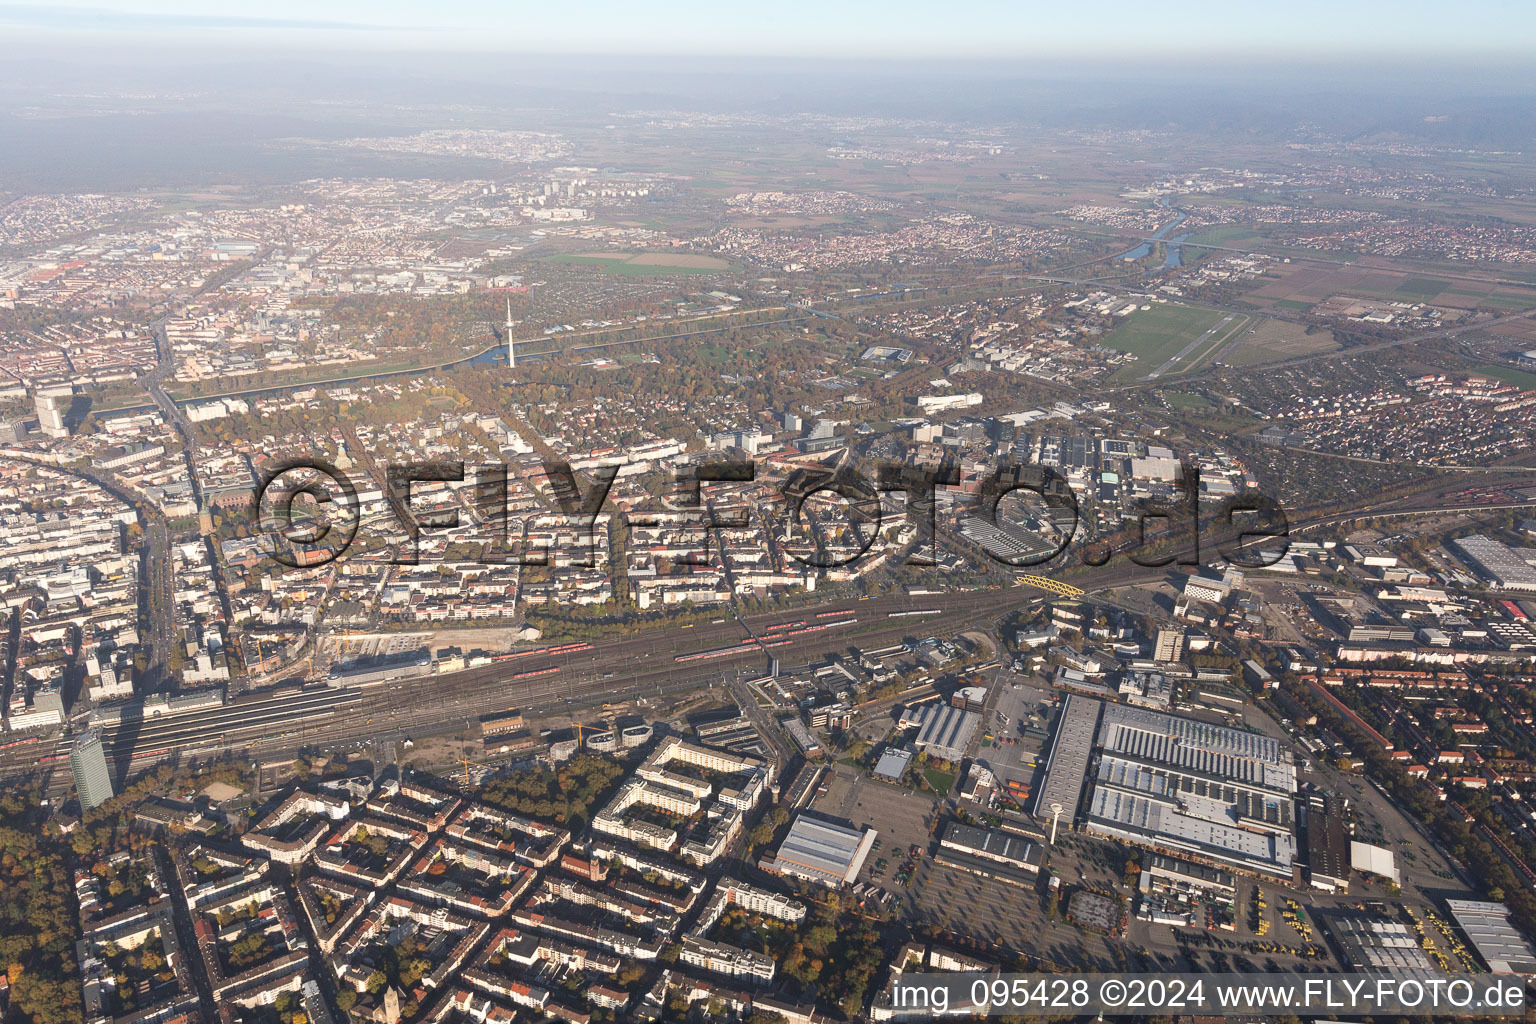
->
[4,3,1536,1022]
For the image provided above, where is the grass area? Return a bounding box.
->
[1471,364,1536,389]
[1223,318,1339,367]
[1395,276,1450,300]
[1172,314,1255,377]
[541,252,730,276]
[1480,293,1536,310]
[1101,303,1225,382]
[923,769,955,797]
[1271,298,1314,311]
[1185,225,1261,247]
[1164,390,1212,410]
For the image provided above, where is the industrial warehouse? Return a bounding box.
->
[935,821,1042,888]
[761,814,877,887]
[896,701,980,763]
[1035,696,1300,880]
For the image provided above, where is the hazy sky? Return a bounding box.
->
[1,0,1533,59]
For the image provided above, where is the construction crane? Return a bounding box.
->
[458,754,499,789]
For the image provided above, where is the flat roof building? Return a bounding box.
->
[1033,694,1102,822]
[1307,793,1352,892]
[1081,703,1298,879]
[1445,900,1536,977]
[873,746,912,782]
[906,703,980,763]
[763,814,876,887]
[938,822,1041,873]
[1143,853,1236,898]
[1453,535,1536,592]
[1350,840,1399,884]
[1325,912,1438,975]
[782,717,821,756]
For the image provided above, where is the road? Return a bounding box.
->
[141,317,238,672]
[14,466,1531,789]
[0,449,177,694]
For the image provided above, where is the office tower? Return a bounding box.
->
[1153,628,1186,663]
[34,385,73,439]
[70,729,115,810]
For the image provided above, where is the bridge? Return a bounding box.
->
[1015,574,1084,598]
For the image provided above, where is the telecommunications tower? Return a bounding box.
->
[504,296,517,370]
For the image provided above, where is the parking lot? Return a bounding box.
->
[812,763,941,901]
[815,753,1134,968]
[902,849,1134,971]
[973,673,1054,805]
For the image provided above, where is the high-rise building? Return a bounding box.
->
[70,729,115,811]
[1153,628,1186,663]
[34,385,73,439]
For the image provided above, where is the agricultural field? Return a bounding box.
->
[1394,276,1451,300]
[1241,259,1536,313]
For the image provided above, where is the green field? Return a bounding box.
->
[541,253,730,276]
[1185,225,1262,247]
[1271,298,1314,311]
[1101,303,1225,381]
[1164,390,1213,411]
[1472,364,1536,389]
[1479,293,1536,310]
[1222,318,1339,367]
[1395,276,1450,300]
[923,769,956,797]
